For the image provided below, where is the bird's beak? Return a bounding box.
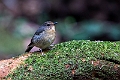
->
[54,22,58,25]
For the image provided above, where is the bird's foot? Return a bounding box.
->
[39,49,45,55]
[46,44,55,50]
[39,48,42,52]
[50,44,55,48]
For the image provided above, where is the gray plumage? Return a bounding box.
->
[25,21,57,52]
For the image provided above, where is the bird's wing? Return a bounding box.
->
[30,26,45,43]
[34,26,45,35]
[25,26,46,52]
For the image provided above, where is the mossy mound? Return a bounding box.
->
[7,40,120,80]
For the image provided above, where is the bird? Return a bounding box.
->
[25,21,57,52]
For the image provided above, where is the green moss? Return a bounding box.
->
[7,40,120,80]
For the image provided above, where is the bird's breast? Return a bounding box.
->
[32,30,55,49]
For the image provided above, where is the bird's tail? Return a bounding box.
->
[25,46,33,52]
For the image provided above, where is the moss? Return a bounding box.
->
[7,40,120,80]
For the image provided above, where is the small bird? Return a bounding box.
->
[25,21,57,52]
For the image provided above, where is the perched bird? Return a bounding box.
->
[25,21,57,52]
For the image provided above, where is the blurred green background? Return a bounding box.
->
[0,0,120,60]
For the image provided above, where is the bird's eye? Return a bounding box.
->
[47,24,50,26]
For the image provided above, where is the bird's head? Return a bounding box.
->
[43,21,58,31]
[44,21,57,26]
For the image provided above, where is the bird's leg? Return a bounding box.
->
[50,44,55,47]
[39,48,45,55]
[49,44,55,49]
[44,44,55,50]
[39,48,42,52]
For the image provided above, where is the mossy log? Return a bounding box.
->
[6,40,120,80]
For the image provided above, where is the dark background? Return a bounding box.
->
[0,0,120,59]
